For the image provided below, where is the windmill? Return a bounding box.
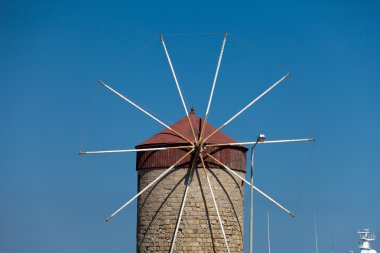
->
[80,32,315,252]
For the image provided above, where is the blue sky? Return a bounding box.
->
[1,0,379,252]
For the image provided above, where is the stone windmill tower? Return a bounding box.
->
[135,108,247,252]
[80,32,315,253]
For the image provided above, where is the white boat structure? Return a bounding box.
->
[350,228,377,253]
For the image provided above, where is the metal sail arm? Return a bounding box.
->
[199,155,231,253]
[203,73,291,143]
[205,138,315,148]
[206,153,295,218]
[169,172,193,253]
[199,32,228,141]
[160,35,197,142]
[79,145,194,155]
[170,146,202,253]
[105,148,194,221]
[98,80,194,145]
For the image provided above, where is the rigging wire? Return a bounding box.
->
[101,36,159,80]
[97,33,213,139]
[165,33,316,214]
[81,32,316,227]
[79,157,124,231]
[293,140,316,215]
[78,34,202,230]
[229,33,316,216]
[78,82,124,231]
[229,33,289,73]
[287,70,317,215]
[79,157,107,218]
[164,32,225,37]
[79,81,100,152]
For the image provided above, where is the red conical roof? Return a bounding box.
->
[136,108,237,147]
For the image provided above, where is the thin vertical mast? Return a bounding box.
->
[267,212,271,253]
[314,212,319,253]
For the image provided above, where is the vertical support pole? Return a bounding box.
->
[249,147,254,253]
[314,212,319,253]
[267,212,271,253]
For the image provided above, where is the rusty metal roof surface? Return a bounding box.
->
[136,108,237,147]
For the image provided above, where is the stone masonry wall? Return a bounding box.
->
[137,166,245,253]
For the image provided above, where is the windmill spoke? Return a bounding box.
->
[98,80,194,144]
[79,145,194,155]
[203,73,291,143]
[199,32,228,140]
[206,153,295,218]
[160,35,197,142]
[199,155,231,253]
[169,147,201,253]
[169,168,194,253]
[205,138,315,148]
[105,149,194,221]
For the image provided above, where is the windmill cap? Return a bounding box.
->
[136,109,242,147]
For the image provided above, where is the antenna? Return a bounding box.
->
[80,33,315,251]
[331,230,335,253]
[314,212,319,253]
